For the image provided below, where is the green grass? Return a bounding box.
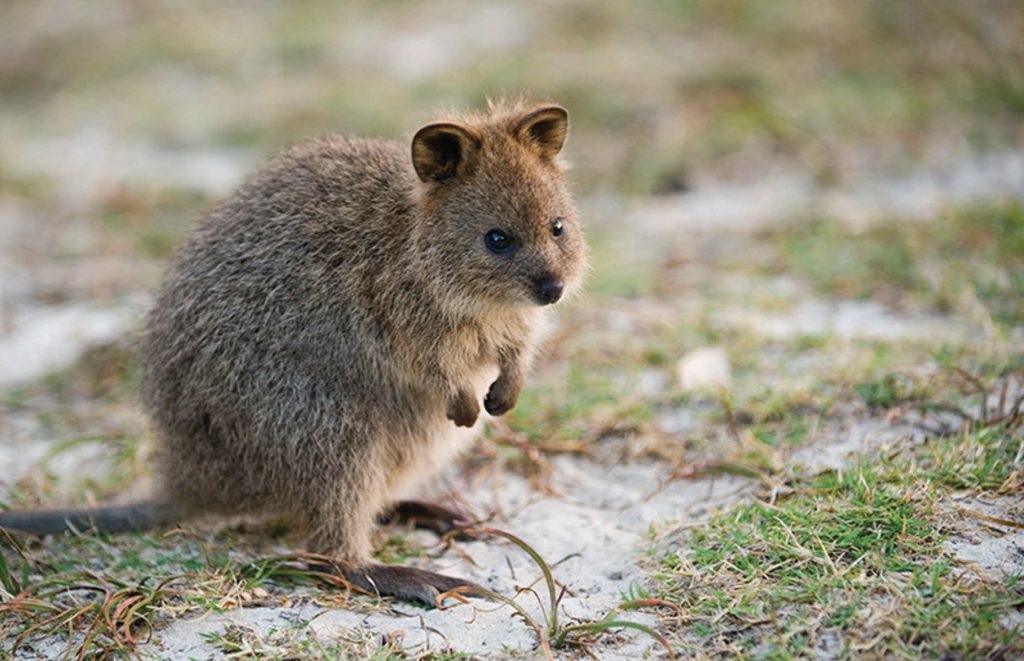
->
[853,373,930,410]
[583,232,660,299]
[373,534,427,565]
[772,203,1024,329]
[776,219,921,302]
[920,426,1023,492]
[0,339,148,509]
[649,399,1024,658]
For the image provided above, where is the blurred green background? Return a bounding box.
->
[2,0,1021,201]
[1,0,1022,370]
[1,0,1021,305]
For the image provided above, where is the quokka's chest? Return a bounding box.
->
[384,361,499,500]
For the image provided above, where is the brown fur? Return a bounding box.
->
[131,99,587,568]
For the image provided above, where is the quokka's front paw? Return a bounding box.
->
[446,391,480,427]
[484,376,520,416]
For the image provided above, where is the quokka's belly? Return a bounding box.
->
[384,364,499,502]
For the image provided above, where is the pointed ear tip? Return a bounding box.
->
[533,105,569,121]
[413,122,454,141]
[412,122,482,148]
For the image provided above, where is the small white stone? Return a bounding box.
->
[676,346,732,392]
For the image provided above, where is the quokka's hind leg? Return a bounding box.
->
[303,468,383,567]
[306,503,486,605]
[303,474,485,604]
[378,500,480,538]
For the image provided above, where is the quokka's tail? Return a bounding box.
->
[0,502,179,536]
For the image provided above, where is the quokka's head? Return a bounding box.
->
[410,100,587,314]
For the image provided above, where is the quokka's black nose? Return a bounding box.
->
[534,277,564,305]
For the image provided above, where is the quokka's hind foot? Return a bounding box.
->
[313,561,487,605]
[379,500,482,540]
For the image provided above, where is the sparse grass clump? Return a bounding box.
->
[201,623,409,660]
[773,203,1024,329]
[650,406,1024,658]
[919,426,1023,493]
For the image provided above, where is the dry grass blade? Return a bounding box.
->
[474,527,560,637]
[557,618,677,659]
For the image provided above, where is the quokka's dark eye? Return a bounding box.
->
[551,218,564,238]
[484,229,514,254]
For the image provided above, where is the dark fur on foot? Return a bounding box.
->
[378,499,478,537]
[314,562,486,605]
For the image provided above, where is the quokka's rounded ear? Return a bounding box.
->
[515,105,568,161]
[411,123,481,182]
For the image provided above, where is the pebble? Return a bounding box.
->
[676,346,732,392]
